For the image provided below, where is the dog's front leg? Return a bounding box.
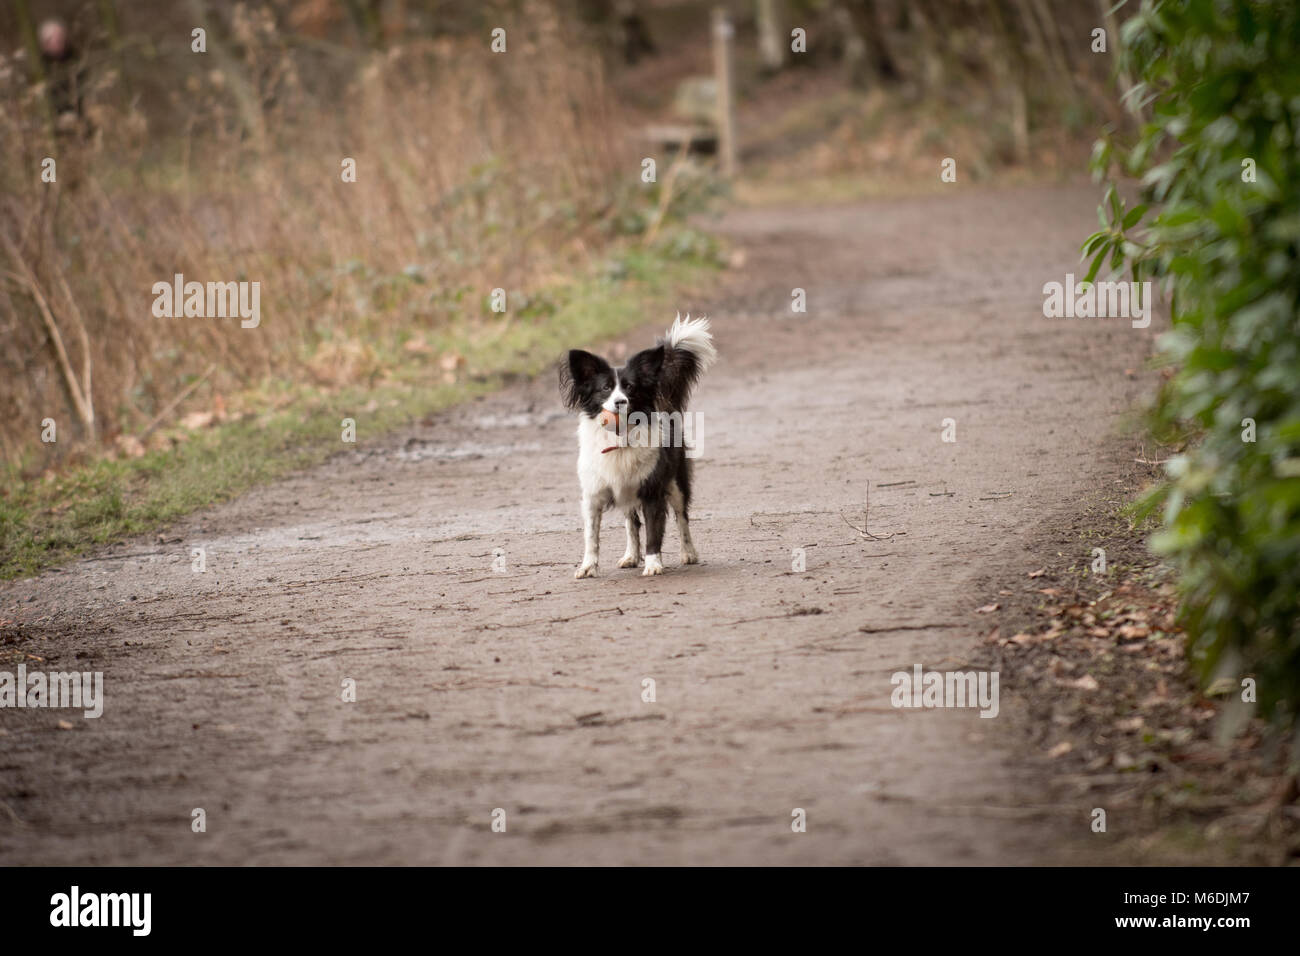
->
[575,492,603,579]
[618,510,643,568]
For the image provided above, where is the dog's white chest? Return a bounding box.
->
[576,417,657,506]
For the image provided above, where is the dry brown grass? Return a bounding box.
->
[0,2,634,469]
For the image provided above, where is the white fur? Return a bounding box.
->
[573,413,660,578]
[668,312,717,370]
[576,414,659,510]
[602,380,629,414]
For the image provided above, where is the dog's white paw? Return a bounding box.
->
[575,560,599,579]
[680,545,698,565]
[617,553,641,568]
[642,554,664,576]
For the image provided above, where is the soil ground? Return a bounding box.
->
[0,183,1162,864]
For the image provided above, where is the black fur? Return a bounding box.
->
[652,331,708,409]
[559,336,705,422]
[637,441,691,549]
[559,349,613,416]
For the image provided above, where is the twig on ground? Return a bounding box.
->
[477,606,625,630]
[0,800,31,829]
[840,481,906,541]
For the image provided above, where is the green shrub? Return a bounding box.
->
[1087,0,1300,729]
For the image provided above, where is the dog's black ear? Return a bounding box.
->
[569,349,611,382]
[625,345,664,381]
[559,349,610,409]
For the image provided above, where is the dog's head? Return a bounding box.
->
[559,346,665,432]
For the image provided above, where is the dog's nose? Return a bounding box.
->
[613,399,628,411]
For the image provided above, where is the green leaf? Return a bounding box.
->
[1122,203,1148,230]
[1084,247,1108,284]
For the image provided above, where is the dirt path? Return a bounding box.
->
[0,184,1154,864]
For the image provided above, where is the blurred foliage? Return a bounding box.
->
[1090,0,1300,731]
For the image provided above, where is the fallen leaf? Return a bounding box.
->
[1047,741,1073,758]
[114,434,146,458]
[180,410,215,430]
[976,603,1000,614]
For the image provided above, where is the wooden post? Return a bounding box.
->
[712,7,737,178]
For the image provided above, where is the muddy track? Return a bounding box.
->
[0,184,1155,864]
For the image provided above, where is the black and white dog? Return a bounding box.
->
[559,314,716,578]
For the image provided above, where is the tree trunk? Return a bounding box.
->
[756,0,785,73]
[985,0,1029,163]
[909,0,949,92]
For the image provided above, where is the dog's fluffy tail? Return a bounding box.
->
[657,312,716,409]
[666,312,717,370]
